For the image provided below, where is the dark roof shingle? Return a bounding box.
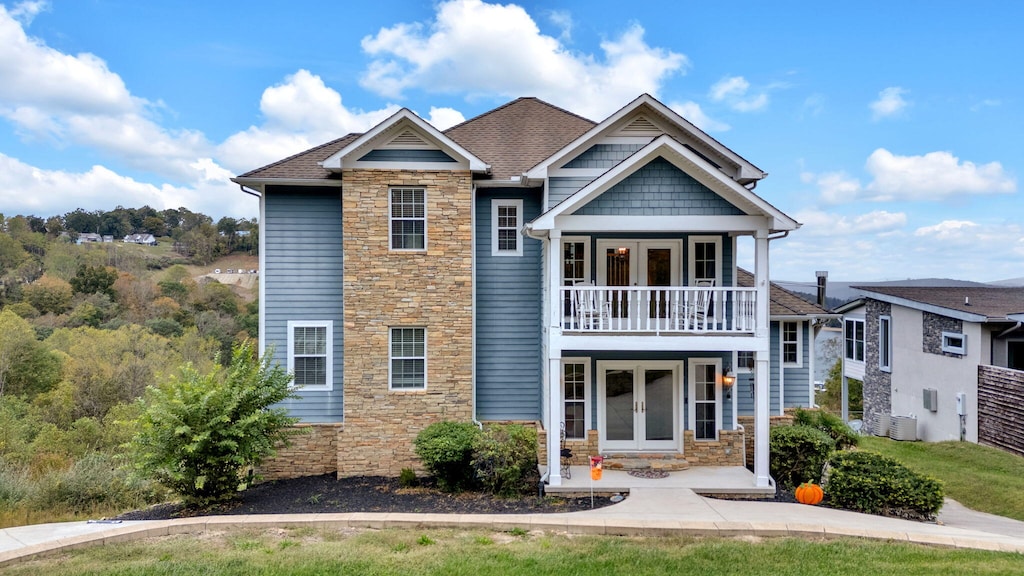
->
[237,134,359,180]
[853,286,1024,320]
[737,269,834,317]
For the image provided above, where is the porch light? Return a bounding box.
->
[722,369,736,389]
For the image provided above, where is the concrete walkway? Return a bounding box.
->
[2,489,1023,568]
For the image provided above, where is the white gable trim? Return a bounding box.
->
[529,135,797,232]
[320,108,489,173]
[525,94,764,182]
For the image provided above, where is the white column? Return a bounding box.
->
[546,231,564,486]
[754,230,771,488]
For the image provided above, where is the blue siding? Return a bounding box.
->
[358,149,456,162]
[736,321,813,416]
[548,177,593,208]
[575,157,744,216]
[264,187,344,423]
[783,322,812,408]
[476,188,544,420]
[564,143,645,169]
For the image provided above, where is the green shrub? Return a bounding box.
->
[399,468,417,488]
[472,424,539,497]
[0,457,32,509]
[413,421,480,492]
[129,342,300,507]
[793,408,859,450]
[770,425,835,490]
[824,450,944,520]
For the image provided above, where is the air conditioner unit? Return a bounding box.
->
[923,388,938,412]
[874,413,891,437]
[889,415,917,441]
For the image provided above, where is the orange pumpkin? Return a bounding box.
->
[795,482,824,505]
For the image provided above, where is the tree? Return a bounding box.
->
[45,215,65,237]
[130,341,300,506]
[818,359,863,417]
[23,275,74,314]
[64,209,101,234]
[0,309,62,398]
[70,264,118,297]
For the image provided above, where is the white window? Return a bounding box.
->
[782,321,802,367]
[941,331,967,355]
[689,359,722,441]
[287,321,332,390]
[491,199,523,256]
[879,315,892,372]
[562,358,590,440]
[390,187,425,250]
[735,351,755,373]
[688,236,722,286]
[390,327,426,389]
[845,319,865,362]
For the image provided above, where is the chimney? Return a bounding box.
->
[816,271,828,307]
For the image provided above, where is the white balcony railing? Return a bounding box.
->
[559,286,757,334]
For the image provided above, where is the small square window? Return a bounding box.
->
[782,321,801,367]
[941,332,967,355]
[736,351,755,373]
[390,327,426,389]
[491,199,523,256]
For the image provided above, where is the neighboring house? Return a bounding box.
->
[123,233,157,245]
[837,286,1024,443]
[232,94,818,490]
[76,233,102,244]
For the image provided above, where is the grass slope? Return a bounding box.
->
[8,528,1024,575]
[859,437,1024,521]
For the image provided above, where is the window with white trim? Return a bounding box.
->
[491,199,523,256]
[845,319,865,362]
[562,359,590,440]
[390,327,426,389]
[941,332,967,355]
[782,321,801,367]
[879,315,892,372]
[390,187,425,250]
[287,321,332,390]
[736,351,755,373]
[688,236,722,286]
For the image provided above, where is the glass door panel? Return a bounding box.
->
[643,369,674,443]
[604,369,635,443]
[646,247,671,319]
[605,247,631,319]
[694,363,717,440]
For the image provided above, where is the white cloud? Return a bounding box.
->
[870,86,909,120]
[864,148,1016,201]
[358,0,687,120]
[545,9,573,41]
[8,0,46,24]
[426,106,465,130]
[799,94,825,118]
[668,100,729,132]
[913,220,979,242]
[794,209,907,237]
[708,75,769,112]
[814,171,862,204]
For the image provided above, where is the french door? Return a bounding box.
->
[595,240,681,328]
[598,361,680,451]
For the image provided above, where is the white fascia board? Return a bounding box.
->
[525,93,764,181]
[1009,313,1024,322]
[531,135,797,231]
[554,214,770,233]
[320,108,489,173]
[556,334,765,353]
[834,298,866,314]
[231,177,343,188]
[858,291,989,323]
[772,314,841,321]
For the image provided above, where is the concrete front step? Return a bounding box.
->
[602,453,691,471]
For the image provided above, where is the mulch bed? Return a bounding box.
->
[115,475,616,521]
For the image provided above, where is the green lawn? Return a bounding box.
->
[859,436,1024,521]
[7,528,1024,576]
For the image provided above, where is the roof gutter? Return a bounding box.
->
[997,322,1023,339]
[238,184,262,198]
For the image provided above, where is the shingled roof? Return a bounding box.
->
[445,97,595,180]
[236,134,359,180]
[736,269,835,317]
[852,286,1024,321]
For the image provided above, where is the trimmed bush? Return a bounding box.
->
[824,450,944,520]
[472,424,539,497]
[793,408,859,450]
[770,425,835,490]
[413,421,481,492]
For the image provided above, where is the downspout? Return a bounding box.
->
[238,184,262,198]
[471,184,482,430]
[779,322,785,416]
[997,322,1022,339]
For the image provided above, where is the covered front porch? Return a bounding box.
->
[541,464,773,499]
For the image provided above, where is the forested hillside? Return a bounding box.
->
[0,207,259,526]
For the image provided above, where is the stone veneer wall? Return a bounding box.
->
[863,300,892,435]
[538,428,599,466]
[738,414,795,467]
[923,311,963,357]
[683,430,745,466]
[338,169,474,477]
[258,424,341,480]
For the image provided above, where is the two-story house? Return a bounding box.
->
[232,94,821,491]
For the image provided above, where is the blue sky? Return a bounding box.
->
[0,0,1021,282]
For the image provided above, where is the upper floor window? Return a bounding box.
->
[491,199,523,256]
[941,332,967,355]
[782,321,801,367]
[688,236,721,286]
[390,187,425,250]
[390,327,426,389]
[879,315,892,372]
[736,350,755,373]
[287,320,332,391]
[845,319,865,362]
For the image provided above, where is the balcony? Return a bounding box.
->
[559,285,757,334]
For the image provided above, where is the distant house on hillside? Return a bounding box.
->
[123,233,157,246]
[76,233,102,244]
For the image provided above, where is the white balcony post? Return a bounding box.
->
[754,230,771,488]
[546,231,563,486]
